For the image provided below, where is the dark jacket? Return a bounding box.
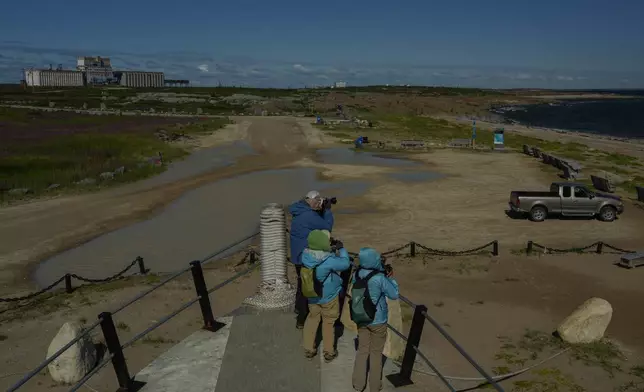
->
[288,200,334,265]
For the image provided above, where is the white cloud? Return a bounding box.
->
[197,64,209,73]
[556,75,574,81]
[293,64,310,73]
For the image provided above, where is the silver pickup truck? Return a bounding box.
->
[509,182,624,222]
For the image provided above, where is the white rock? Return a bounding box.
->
[47,322,97,384]
[557,297,613,344]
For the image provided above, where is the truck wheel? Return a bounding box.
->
[599,206,616,222]
[529,206,547,222]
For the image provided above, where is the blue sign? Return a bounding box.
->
[494,130,505,145]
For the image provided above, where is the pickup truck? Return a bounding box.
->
[509,182,624,222]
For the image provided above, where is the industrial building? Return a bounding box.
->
[334,81,347,88]
[24,68,84,87]
[115,71,164,88]
[22,55,170,88]
[77,56,117,85]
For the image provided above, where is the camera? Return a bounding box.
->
[320,196,337,211]
[330,237,343,252]
[381,256,393,276]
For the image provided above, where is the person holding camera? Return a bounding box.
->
[289,190,335,329]
[300,230,350,362]
[350,248,399,392]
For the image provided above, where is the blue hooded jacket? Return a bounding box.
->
[288,200,334,265]
[302,248,351,305]
[353,248,399,326]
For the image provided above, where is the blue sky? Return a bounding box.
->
[1,0,643,88]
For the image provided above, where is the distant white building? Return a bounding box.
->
[334,81,347,88]
[24,69,84,87]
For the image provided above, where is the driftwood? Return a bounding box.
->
[636,186,644,202]
[591,174,616,193]
[400,140,425,148]
[448,138,471,147]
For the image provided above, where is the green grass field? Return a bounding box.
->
[0,107,229,202]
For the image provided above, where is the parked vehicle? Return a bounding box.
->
[509,182,624,222]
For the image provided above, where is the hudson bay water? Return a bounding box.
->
[495,90,644,139]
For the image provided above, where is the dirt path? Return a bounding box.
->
[0,116,326,296]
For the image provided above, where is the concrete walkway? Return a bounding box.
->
[135,307,420,392]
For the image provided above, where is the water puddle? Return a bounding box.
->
[387,171,446,183]
[315,148,418,167]
[137,141,256,188]
[34,147,445,286]
[34,168,372,286]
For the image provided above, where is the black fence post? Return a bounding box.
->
[596,242,603,254]
[190,260,218,331]
[249,250,257,264]
[410,242,416,258]
[526,241,533,255]
[492,240,499,256]
[99,312,132,391]
[387,304,428,387]
[137,257,147,274]
[64,274,73,293]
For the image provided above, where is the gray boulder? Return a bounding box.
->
[99,172,115,180]
[557,297,613,344]
[8,188,31,196]
[75,178,96,186]
[47,322,97,384]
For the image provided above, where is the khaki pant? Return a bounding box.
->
[303,296,340,354]
[352,323,388,392]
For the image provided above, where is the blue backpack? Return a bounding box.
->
[350,269,383,327]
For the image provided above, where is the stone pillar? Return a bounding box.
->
[243,203,295,309]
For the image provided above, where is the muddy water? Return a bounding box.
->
[134,141,255,189]
[34,147,442,286]
[34,168,371,285]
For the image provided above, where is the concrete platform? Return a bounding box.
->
[135,308,421,392]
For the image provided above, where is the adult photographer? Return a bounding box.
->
[288,191,335,329]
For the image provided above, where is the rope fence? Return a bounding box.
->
[388,294,575,391]
[526,240,635,255]
[0,257,146,303]
[6,232,261,392]
[384,294,505,392]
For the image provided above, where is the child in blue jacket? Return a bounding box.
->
[352,248,399,392]
[301,230,350,362]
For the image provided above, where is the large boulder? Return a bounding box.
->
[47,322,97,384]
[557,298,613,344]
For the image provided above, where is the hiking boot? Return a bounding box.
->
[323,351,338,363]
[304,349,317,359]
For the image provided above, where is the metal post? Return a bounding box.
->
[190,260,217,331]
[137,257,147,274]
[99,312,132,391]
[387,304,427,387]
[526,241,533,255]
[492,240,499,256]
[410,242,416,258]
[596,242,603,254]
[65,274,73,293]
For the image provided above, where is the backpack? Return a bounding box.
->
[349,269,383,327]
[300,257,332,298]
